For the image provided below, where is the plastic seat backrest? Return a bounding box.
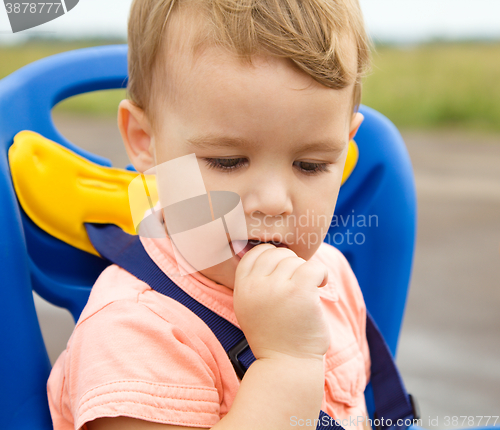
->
[0,45,416,429]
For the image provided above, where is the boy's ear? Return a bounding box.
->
[349,112,364,141]
[118,99,155,173]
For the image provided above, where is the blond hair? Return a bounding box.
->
[127,0,371,128]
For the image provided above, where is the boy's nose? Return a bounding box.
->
[243,176,293,217]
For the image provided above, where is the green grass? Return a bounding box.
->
[1,40,500,130]
[0,40,127,117]
[362,42,500,131]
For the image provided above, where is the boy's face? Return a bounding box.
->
[120,45,363,290]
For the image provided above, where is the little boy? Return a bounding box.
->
[47,0,372,429]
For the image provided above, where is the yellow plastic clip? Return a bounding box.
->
[342,140,359,186]
[9,131,157,256]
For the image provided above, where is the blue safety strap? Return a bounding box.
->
[85,223,418,430]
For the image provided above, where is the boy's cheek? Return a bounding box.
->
[291,230,328,260]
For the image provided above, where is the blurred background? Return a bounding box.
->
[1,0,499,427]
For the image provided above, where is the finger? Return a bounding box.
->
[318,269,328,288]
[270,255,306,281]
[291,259,329,289]
[235,243,276,279]
[251,247,298,277]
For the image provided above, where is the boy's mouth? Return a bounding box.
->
[232,239,288,259]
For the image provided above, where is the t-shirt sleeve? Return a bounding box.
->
[66,300,221,429]
[315,244,372,428]
[336,250,371,385]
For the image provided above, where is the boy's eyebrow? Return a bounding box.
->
[186,134,345,153]
[187,135,250,149]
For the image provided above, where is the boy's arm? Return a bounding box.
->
[87,355,324,430]
[363,418,374,430]
[362,399,373,430]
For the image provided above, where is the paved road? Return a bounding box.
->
[34,114,500,429]
[396,130,500,427]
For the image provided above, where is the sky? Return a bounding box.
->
[1,0,500,44]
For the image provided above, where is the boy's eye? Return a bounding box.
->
[293,161,330,175]
[202,158,330,175]
[203,158,247,172]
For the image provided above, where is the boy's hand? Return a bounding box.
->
[233,244,330,362]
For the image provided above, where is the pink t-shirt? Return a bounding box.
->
[47,234,371,430]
